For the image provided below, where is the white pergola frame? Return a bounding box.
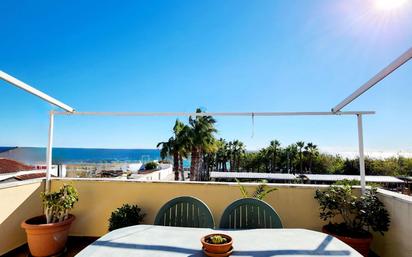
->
[50,110,373,194]
[1,45,411,194]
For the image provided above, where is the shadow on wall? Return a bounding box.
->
[0,181,44,255]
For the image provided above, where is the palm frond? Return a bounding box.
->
[236,179,250,198]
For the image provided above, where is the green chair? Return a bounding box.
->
[154,196,215,228]
[219,198,283,229]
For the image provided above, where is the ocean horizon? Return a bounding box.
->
[0,146,162,165]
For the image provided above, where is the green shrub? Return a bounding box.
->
[108,204,145,231]
[314,182,390,237]
[145,161,158,170]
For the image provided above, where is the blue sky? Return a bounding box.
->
[1,0,412,154]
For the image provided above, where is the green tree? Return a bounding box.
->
[305,142,318,173]
[283,144,298,174]
[157,119,189,181]
[296,141,305,173]
[157,138,177,179]
[188,108,217,181]
[268,140,281,172]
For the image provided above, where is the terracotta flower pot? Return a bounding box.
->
[201,233,233,254]
[21,214,75,257]
[322,225,372,257]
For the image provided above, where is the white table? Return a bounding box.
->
[76,225,362,257]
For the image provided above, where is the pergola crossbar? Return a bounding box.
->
[53,111,375,117]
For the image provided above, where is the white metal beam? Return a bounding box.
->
[45,111,55,192]
[332,47,412,113]
[357,114,366,194]
[53,111,375,117]
[0,70,75,112]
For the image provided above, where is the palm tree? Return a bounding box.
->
[233,140,246,172]
[259,148,270,172]
[157,119,189,181]
[305,142,318,173]
[157,137,179,180]
[215,138,228,171]
[284,144,298,174]
[157,138,173,161]
[175,122,191,181]
[268,140,280,172]
[296,141,305,173]
[188,108,217,181]
[227,141,234,172]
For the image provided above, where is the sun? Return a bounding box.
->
[375,0,408,10]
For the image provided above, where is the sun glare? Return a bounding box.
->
[375,0,407,10]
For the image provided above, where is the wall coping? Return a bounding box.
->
[377,188,412,204]
[3,177,411,204]
[50,177,332,189]
[0,178,44,190]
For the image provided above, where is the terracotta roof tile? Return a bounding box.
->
[0,159,34,174]
[15,173,46,180]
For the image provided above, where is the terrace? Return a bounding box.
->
[1,17,412,257]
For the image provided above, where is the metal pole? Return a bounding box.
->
[357,114,366,194]
[45,110,55,192]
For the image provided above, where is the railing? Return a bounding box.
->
[1,178,411,257]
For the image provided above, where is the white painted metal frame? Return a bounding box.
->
[11,55,412,195]
[53,111,374,116]
[48,110,375,193]
[45,111,55,192]
[0,71,75,112]
[0,68,376,194]
[357,114,366,194]
[330,46,412,194]
[332,46,412,113]
[4,49,411,195]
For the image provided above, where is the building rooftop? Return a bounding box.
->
[0,159,34,174]
[210,172,404,183]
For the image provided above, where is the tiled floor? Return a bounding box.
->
[3,237,97,257]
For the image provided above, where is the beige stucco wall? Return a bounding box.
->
[2,178,411,257]
[0,180,44,255]
[371,189,412,257]
[50,179,327,237]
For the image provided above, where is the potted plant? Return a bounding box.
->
[108,204,146,231]
[236,179,277,200]
[314,182,390,256]
[201,234,233,256]
[21,184,79,257]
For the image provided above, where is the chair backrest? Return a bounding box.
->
[219,198,283,229]
[154,196,215,228]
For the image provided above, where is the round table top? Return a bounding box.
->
[76,225,362,257]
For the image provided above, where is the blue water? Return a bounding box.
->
[0,147,16,153]
[0,147,162,165]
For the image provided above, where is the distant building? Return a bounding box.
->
[210,172,405,191]
[0,158,62,183]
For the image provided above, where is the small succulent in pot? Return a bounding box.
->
[208,235,228,244]
[201,233,233,254]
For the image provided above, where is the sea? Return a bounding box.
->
[0,147,163,165]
